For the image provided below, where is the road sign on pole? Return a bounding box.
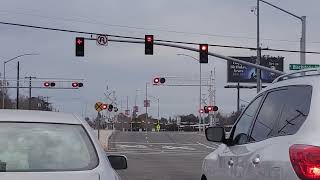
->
[289,64,320,70]
[144,100,150,107]
[96,35,108,46]
[95,102,104,112]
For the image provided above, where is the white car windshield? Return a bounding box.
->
[0,123,98,172]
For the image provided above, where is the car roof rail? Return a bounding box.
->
[273,68,320,83]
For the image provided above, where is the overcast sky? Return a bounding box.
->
[0,0,319,119]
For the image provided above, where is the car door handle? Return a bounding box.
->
[228,159,234,167]
[252,157,260,165]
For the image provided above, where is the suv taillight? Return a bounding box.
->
[290,144,320,180]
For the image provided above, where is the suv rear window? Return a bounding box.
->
[250,85,312,142]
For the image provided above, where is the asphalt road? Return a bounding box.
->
[107,131,219,180]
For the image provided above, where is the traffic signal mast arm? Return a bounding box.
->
[86,37,285,75]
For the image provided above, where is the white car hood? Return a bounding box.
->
[0,172,100,180]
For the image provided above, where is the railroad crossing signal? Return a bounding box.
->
[199,44,208,63]
[75,37,85,57]
[95,102,104,112]
[204,106,218,113]
[145,35,154,55]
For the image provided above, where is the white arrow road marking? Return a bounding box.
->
[162,145,196,151]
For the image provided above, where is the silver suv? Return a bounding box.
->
[201,69,320,180]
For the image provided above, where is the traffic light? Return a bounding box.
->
[204,106,219,113]
[75,37,85,57]
[153,77,166,85]
[145,35,154,55]
[153,78,160,84]
[102,104,108,110]
[199,44,208,63]
[108,104,114,112]
[43,81,55,88]
[71,82,84,88]
[114,107,118,112]
[204,106,209,113]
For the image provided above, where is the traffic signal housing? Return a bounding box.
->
[203,106,218,113]
[102,104,108,110]
[75,37,85,57]
[71,82,84,88]
[199,44,208,63]
[43,82,56,88]
[145,35,154,55]
[153,77,166,85]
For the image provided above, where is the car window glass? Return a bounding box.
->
[232,95,263,145]
[250,89,286,142]
[251,86,312,142]
[276,86,312,136]
[0,123,98,172]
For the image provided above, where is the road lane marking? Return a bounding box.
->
[109,142,201,145]
[197,142,218,150]
[117,144,148,149]
[162,145,196,151]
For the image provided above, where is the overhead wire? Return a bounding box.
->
[0,21,320,54]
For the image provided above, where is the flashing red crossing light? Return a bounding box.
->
[145,35,154,55]
[199,44,208,63]
[102,104,108,110]
[75,37,85,57]
[203,106,219,113]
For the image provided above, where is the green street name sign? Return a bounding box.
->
[289,64,320,70]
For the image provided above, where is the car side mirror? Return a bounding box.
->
[108,155,128,170]
[205,127,226,143]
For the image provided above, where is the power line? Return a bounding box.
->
[0,9,310,44]
[1,21,320,54]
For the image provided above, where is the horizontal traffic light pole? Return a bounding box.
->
[0,87,79,89]
[86,38,285,75]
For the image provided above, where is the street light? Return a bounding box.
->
[255,0,306,92]
[177,53,202,133]
[2,53,38,109]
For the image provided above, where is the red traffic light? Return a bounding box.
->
[72,82,78,88]
[146,35,153,42]
[102,104,108,109]
[199,44,209,63]
[145,35,154,55]
[199,109,204,113]
[44,82,50,87]
[71,82,83,88]
[44,82,55,87]
[207,106,213,111]
[75,37,85,57]
[153,78,160,84]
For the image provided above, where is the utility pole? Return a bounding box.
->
[199,62,202,133]
[25,76,36,110]
[213,68,217,125]
[301,16,307,65]
[209,71,214,126]
[16,61,20,109]
[256,0,262,93]
[145,82,148,132]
